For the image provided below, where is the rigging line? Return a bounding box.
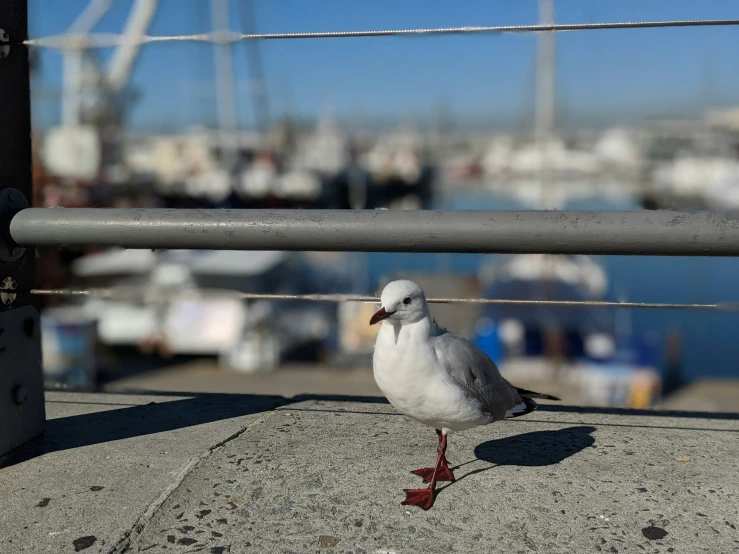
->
[19,18,739,48]
[22,288,739,311]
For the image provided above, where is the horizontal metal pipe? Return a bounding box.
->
[9,208,739,255]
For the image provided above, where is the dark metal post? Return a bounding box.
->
[0,0,45,466]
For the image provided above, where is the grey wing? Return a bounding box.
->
[432,332,527,422]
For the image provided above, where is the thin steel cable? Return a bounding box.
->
[23,288,739,311]
[19,19,739,49]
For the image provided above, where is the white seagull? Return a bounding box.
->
[371,279,559,510]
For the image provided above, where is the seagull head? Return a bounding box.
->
[370,279,429,326]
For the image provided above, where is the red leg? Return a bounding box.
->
[403,432,449,510]
[410,429,455,483]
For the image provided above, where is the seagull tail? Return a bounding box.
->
[505,396,538,418]
[505,387,560,419]
[514,386,561,402]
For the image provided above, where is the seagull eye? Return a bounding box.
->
[403,296,411,305]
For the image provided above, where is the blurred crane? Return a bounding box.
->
[43,0,159,181]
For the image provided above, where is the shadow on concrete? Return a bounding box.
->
[472,425,597,466]
[8,390,737,469]
[4,393,285,468]
[99,390,739,421]
[436,426,596,497]
[507,417,739,433]
[535,404,739,421]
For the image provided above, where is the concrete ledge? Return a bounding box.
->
[1,392,738,553]
[0,391,284,554]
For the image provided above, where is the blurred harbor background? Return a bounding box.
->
[28,0,739,411]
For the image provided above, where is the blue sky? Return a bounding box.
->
[30,0,739,131]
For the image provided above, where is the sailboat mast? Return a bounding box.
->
[239,0,270,133]
[536,0,557,210]
[211,0,238,172]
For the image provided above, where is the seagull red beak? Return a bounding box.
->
[370,307,394,325]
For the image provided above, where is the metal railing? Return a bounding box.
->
[3,0,739,462]
[8,208,739,256]
[3,8,738,261]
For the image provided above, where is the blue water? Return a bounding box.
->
[365,192,739,380]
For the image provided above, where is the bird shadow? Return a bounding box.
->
[438,426,596,493]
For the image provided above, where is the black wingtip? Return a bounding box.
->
[514,386,561,402]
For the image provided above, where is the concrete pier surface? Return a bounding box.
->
[1,391,738,553]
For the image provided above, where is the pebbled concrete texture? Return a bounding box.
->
[1,393,738,553]
[133,399,739,554]
[0,391,284,554]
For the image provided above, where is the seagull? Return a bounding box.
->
[371,279,560,510]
